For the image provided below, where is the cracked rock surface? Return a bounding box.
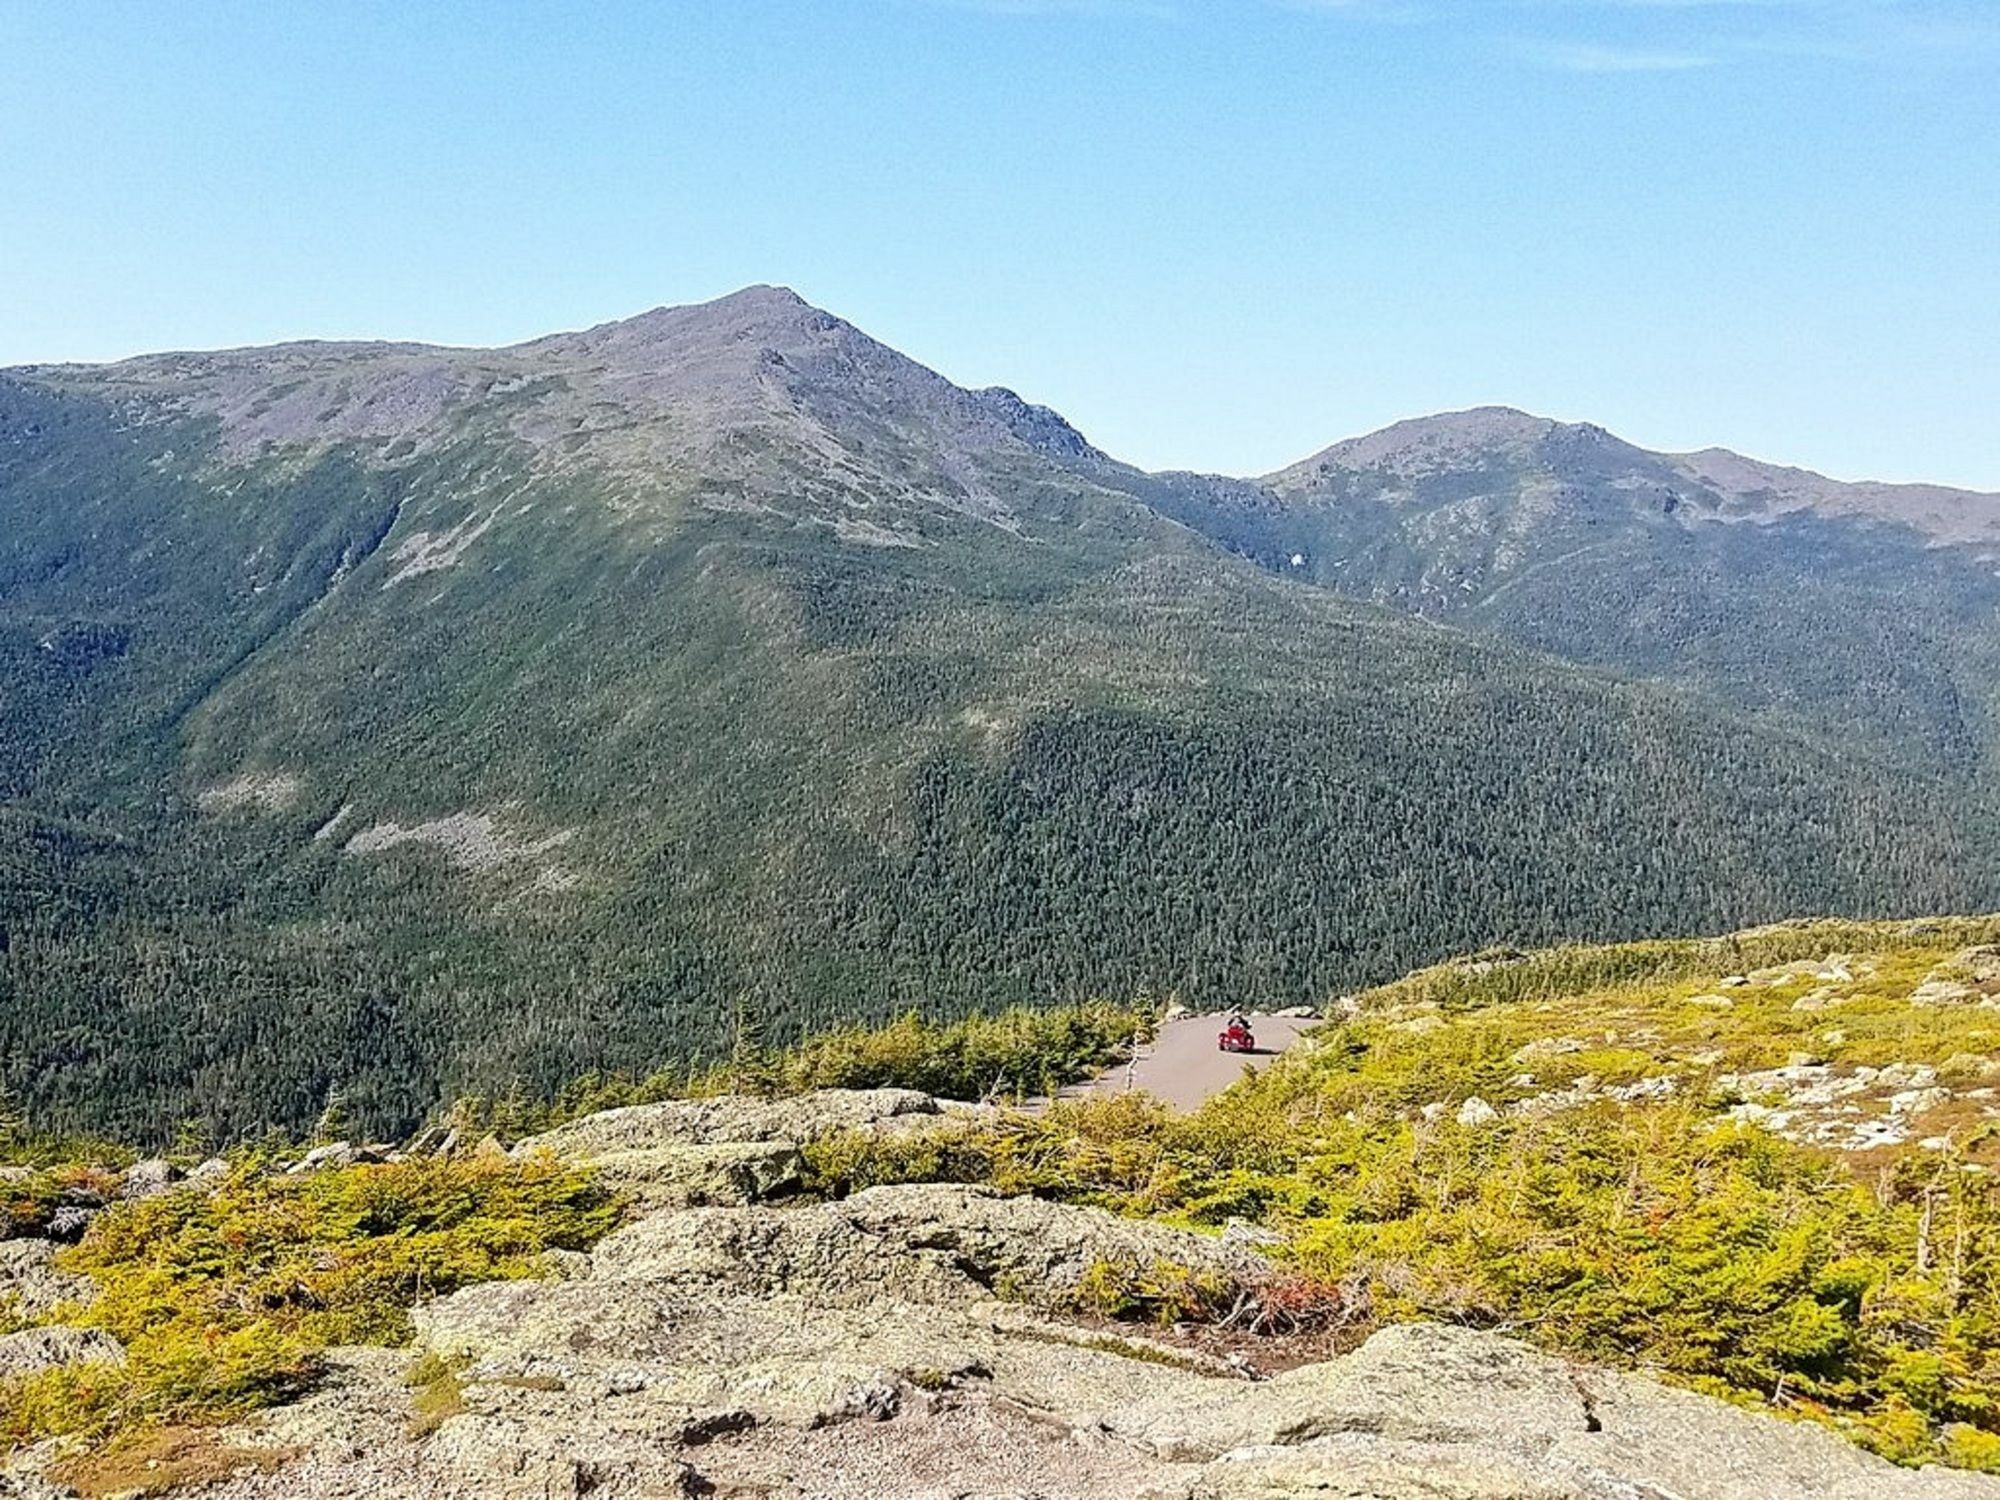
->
[23,1089,2000,1499]
[509,1087,961,1211]
[161,1305,2000,1499]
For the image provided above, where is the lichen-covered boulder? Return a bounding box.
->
[557,1139,807,1212]
[119,1157,184,1201]
[421,1412,705,1498]
[0,1325,125,1377]
[0,1239,92,1318]
[513,1088,941,1160]
[509,1089,951,1211]
[588,1182,1269,1309]
[1112,1323,2000,1500]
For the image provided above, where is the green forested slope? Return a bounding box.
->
[4,295,1997,1141]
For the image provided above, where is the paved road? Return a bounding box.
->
[1084,1012,1317,1111]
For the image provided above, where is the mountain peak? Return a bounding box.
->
[1251,403,2000,545]
[514,284,845,364]
[714,282,809,310]
[627,282,811,319]
[519,291,1109,467]
[627,282,817,330]
[1266,406,1564,486]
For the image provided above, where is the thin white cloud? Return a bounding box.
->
[923,0,1179,15]
[1519,38,1718,66]
[1282,0,2000,65]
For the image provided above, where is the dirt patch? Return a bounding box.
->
[343,810,576,878]
[52,1427,299,1499]
[383,506,503,586]
[198,772,303,814]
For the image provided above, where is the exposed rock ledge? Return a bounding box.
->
[508,1086,966,1211]
[21,1089,2000,1499]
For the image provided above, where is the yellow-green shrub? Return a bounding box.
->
[800,965,2000,1472]
[0,1153,619,1444]
[451,1000,1154,1140]
[1069,1257,1232,1325]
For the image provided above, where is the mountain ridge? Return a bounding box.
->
[5,285,2000,1140]
[18,290,1996,545]
[1266,401,2000,544]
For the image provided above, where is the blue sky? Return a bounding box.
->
[1,1,1994,485]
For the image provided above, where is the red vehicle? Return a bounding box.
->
[1218,1016,1257,1053]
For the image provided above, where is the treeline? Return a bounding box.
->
[446,1000,1153,1142]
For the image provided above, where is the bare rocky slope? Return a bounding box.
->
[8,1086,1997,1499]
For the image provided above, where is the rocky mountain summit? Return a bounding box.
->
[20,285,1109,533]
[9,1085,1997,1499]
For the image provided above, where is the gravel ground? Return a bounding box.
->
[1083,1012,1317,1110]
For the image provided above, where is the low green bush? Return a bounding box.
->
[452,999,1154,1140]
[0,1153,618,1445]
[801,932,2000,1471]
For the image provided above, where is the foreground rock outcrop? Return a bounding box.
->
[15,1088,2000,1499]
[509,1087,958,1211]
[0,1240,92,1321]
[0,1326,123,1380]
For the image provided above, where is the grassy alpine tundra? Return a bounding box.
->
[7,926,2000,1486]
[821,915,2000,1472]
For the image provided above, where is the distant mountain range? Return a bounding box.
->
[1271,404,2000,541]
[1154,401,2000,771]
[5,286,1997,1139]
